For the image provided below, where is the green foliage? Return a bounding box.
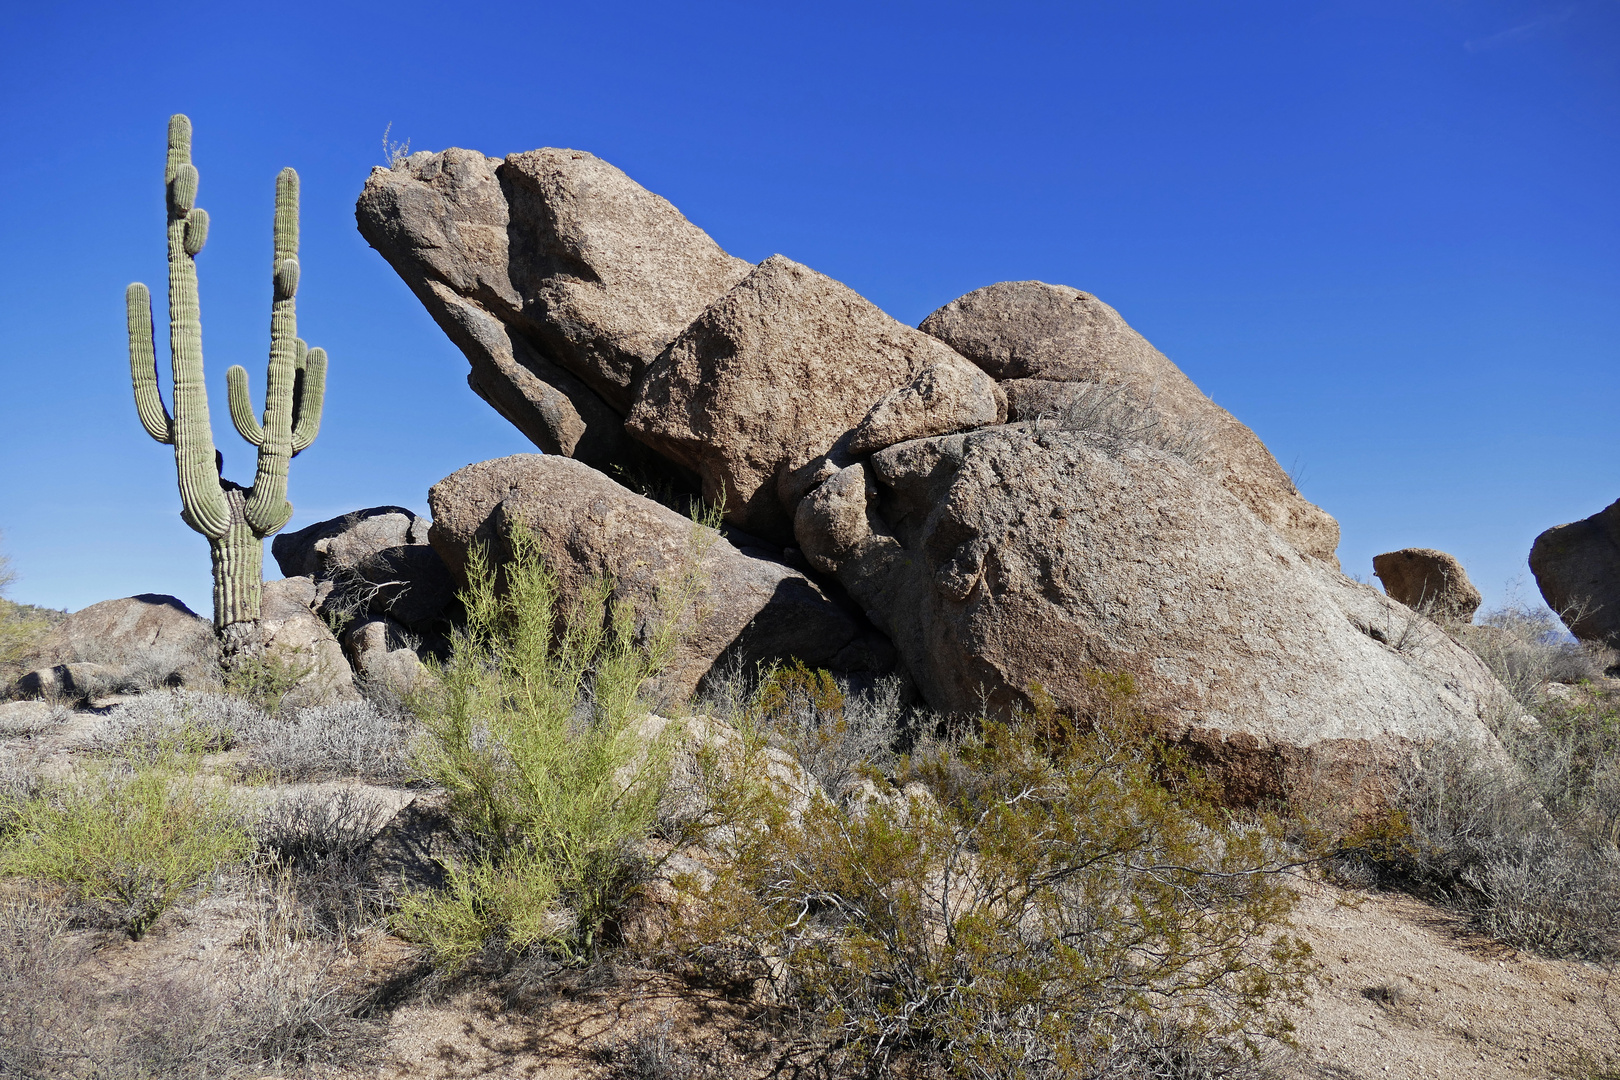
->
[397,524,675,967]
[0,542,58,683]
[0,753,251,939]
[126,115,329,630]
[223,647,315,716]
[671,672,1315,1078]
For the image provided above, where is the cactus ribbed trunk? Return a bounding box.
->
[125,115,328,639]
[209,485,264,629]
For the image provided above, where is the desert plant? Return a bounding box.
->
[746,661,909,797]
[1035,383,1210,467]
[1454,599,1614,709]
[396,524,678,967]
[126,114,328,647]
[0,541,57,684]
[670,675,1315,1078]
[0,752,251,938]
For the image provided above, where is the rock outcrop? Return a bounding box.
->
[918,282,1339,564]
[273,507,457,639]
[427,454,890,704]
[9,594,219,699]
[1530,497,1620,648]
[1373,548,1483,623]
[626,255,1003,541]
[355,148,749,473]
[795,424,1503,803]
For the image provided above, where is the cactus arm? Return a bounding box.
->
[290,346,326,455]
[164,114,232,541]
[243,167,300,537]
[126,282,173,444]
[226,365,266,446]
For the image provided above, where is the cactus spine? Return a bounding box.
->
[127,115,327,637]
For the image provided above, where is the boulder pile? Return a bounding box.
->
[350,145,1514,803]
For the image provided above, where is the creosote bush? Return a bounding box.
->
[0,750,251,938]
[669,675,1316,1078]
[396,523,679,968]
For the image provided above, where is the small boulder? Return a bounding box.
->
[1530,497,1620,649]
[343,616,424,696]
[1372,548,1483,623]
[253,578,361,709]
[626,255,1000,542]
[271,506,426,577]
[427,454,889,705]
[918,281,1341,564]
[9,594,218,699]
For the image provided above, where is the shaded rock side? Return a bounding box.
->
[1530,497,1620,648]
[11,594,219,698]
[355,147,749,469]
[427,455,888,705]
[273,507,456,632]
[1372,548,1483,623]
[918,281,1340,564]
[796,424,1506,805]
[626,255,1003,543]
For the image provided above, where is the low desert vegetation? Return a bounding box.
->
[665,675,1315,1078]
[1335,597,1620,959]
[0,544,59,685]
[0,749,251,938]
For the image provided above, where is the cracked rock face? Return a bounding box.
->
[796,424,1504,803]
[919,281,1340,565]
[355,147,749,474]
[626,255,1001,543]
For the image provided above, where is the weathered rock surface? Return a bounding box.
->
[796,424,1505,804]
[273,507,457,634]
[427,454,889,704]
[9,594,219,699]
[627,255,1000,542]
[1373,548,1483,623]
[1530,497,1620,648]
[257,578,361,708]
[356,147,749,471]
[919,281,1340,564]
[343,616,424,696]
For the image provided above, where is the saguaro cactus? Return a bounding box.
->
[127,114,327,640]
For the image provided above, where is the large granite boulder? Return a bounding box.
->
[626,255,1004,543]
[355,147,749,472]
[273,507,457,635]
[1373,548,1483,623]
[1530,498,1620,648]
[427,455,890,704]
[9,594,219,699]
[918,282,1340,564]
[795,424,1505,804]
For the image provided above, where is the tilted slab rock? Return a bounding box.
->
[427,455,889,705]
[1530,497,1620,648]
[627,255,1002,543]
[796,424,1506,805]
[919,281,1340,564]
[356,147,748,470]
[258,577,362,709]
[1373,548,1482,623]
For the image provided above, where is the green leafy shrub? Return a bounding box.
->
[0,753,251,938]
[670,674,1315,1078]
[396,524,677,967]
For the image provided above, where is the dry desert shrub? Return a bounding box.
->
[99,689,415,782]
[666,676,1315,1079]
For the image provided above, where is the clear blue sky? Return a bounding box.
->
[1,1,1615,619]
